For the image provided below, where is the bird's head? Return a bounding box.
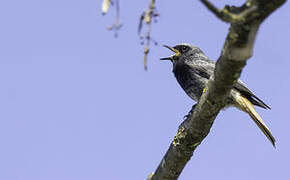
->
[160,43,205,65]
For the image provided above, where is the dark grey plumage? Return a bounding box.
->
[161,43,275,147]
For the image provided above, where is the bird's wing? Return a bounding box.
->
[187,60,270,109]
[234,80,271,109]
[187,60,215,79]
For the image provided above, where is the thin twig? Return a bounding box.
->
[107,0,122,37]
[139,0,158,70]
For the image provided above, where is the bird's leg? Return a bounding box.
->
[183,104,197,119]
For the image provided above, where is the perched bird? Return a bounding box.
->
[161,43,275,147]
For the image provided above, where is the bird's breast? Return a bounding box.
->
[173,64,207,101]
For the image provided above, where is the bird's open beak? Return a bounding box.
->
[160,45,180,60]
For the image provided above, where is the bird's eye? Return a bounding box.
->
[181,46,189,52]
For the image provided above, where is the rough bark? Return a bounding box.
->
[150,0,286,179]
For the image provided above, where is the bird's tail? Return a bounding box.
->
[236,95,276,147]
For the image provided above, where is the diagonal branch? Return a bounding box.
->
[150,0,286,179]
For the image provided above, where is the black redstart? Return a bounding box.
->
[161,43,275,147]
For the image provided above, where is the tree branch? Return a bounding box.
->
[150,0,286,179]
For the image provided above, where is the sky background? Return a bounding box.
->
[0,0,289,180]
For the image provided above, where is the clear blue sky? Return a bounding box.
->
[0,0,289,179]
